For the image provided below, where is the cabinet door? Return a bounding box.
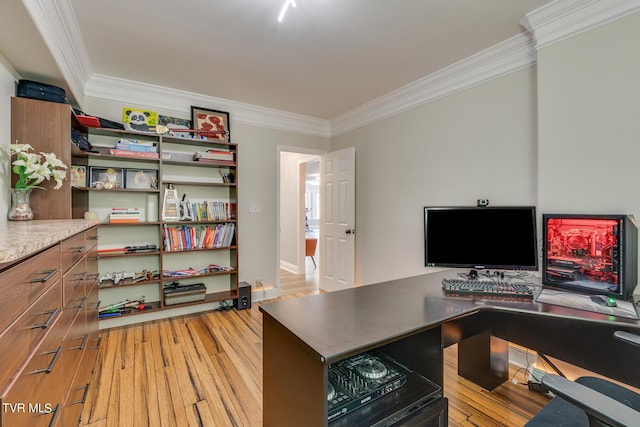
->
[11,97,72,220]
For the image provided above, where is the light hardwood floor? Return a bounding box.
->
[80,290,549,426]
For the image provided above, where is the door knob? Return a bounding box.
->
[345,228,355,235]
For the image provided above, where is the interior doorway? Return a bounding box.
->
[278,150,321,296]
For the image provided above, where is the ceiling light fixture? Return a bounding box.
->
[278,0,296,22]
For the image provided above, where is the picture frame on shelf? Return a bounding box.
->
[191,106,230,142]
[89,166,124,190]
[70,165,87,188]
[125,168,159,189]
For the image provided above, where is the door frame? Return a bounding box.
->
[276,145,326,293]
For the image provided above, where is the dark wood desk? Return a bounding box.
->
[260,271,640,427]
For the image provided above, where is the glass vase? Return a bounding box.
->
[7,188,34,221]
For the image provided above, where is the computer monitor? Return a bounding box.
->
[424,206,538,271]
[542,213,638,300]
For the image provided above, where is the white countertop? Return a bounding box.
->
[0,219,99,266]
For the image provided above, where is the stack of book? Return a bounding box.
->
[109,207,141,223]
[110,139,159,159]
[193,149,234,164]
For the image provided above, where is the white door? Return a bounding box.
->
[319,147,355,291]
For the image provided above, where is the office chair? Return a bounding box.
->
[526,331,640,427]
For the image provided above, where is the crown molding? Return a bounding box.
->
[24,0,92,104]
[330,32,537,136]
[84,74,332,137]
[521,0,640,50]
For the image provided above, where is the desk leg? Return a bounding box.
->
[457,331,508,391]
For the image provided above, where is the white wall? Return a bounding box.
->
[82,98,330,289]
[0,54,19,221]
[536,12,640,294]
[331,67,538,285]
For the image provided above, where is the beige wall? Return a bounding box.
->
[331,67,538,285]
[536,12,640,295]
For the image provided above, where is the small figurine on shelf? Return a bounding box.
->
[180,194,193,221]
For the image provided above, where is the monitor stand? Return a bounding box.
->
[536,288,639,320]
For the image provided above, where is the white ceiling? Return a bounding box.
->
[1,0,553,120]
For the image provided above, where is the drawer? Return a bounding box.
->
[61,258,87,330]
[0,282,62,392]
[85,227,98,251]
[60,314,88,398]
[60,232,86,273]
[64,330,99,427]
[0,244,60,334]
[0,319,65,427]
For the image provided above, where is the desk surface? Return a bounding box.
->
[259,271,640,363]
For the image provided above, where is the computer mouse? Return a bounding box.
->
[590,295,617,307]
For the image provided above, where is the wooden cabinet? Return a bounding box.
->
[0,226,100,427]
[10,97,72,220]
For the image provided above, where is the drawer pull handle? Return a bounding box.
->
[72,245,85,253]
[72,335,88,350]
[92,335,103,350]
[33,346,63,374]
[47,404,60,427]
[31,307,60,329]
[71,296,87,309]
[29,268,59,283]
[71,383,90,405]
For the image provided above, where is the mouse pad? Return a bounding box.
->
[536,288,639,320]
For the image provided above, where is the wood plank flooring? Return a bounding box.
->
[80,291,550,426]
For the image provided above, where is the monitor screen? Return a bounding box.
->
[424,206,538,270]
[542,214,638,299]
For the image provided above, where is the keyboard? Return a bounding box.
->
[442,278,534,299]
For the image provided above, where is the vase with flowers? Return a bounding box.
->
[3,141,68,220]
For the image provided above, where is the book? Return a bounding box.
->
[109,149,159,159]
[115,141,158,153]
[193,150,234,161]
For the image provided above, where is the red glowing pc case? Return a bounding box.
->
[542,214,638,300]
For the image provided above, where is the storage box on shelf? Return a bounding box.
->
[70,119,239,322]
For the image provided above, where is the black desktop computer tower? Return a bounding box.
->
[234,282,252,310]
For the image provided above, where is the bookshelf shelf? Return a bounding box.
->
[74,120,238,322]
[13,97,239,325]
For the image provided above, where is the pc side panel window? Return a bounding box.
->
[544,217,620,294]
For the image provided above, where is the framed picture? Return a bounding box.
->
[125,169,158,189]
[122,107,158,133]
[89,167,124,190]
[70,165,87,188]
[191,106,230,142]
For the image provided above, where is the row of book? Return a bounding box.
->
[110,207,141,223]
[163,223,235,251]
[187,201,237,221]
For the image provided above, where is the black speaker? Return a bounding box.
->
[234,282,252,310]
